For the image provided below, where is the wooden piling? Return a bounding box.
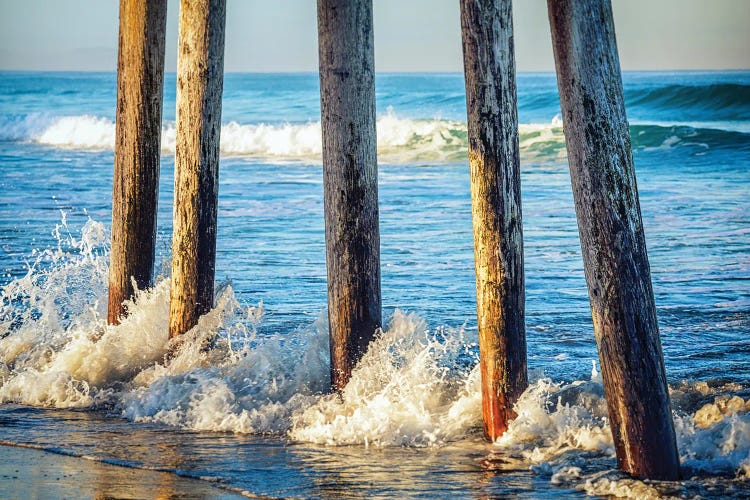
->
[460,0,527,442]
[108,0,167,325]
[317,0,382,390]
[547,0,680,480]
[169,0,226,338]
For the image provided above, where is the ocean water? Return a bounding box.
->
[0,70,749,498]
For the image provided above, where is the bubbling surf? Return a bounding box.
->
[4,109,747,164]
[0,219,748,498]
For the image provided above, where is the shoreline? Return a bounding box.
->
[0,443,254,499]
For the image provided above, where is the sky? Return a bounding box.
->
[0,0,748,72]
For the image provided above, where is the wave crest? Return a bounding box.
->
[626,82,750,120]
[2,110,747,162]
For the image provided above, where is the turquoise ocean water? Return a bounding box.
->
[0,71,748,497]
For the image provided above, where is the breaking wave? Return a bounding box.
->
[1,219,749,498]
[1,110,747,163]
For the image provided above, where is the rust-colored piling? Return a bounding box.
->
[317,0,382,390]
[169,0,226,338]
[108,0,167,325]
[547,0,680,480]
[460,0,527,441]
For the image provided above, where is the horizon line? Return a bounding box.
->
[1,68,749,75]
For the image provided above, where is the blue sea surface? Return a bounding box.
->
[0,71,748,498]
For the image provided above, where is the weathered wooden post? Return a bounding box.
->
[459,0,527,441]
[317,0,382,390]
[548,0,680,480]
[169,0,226,338]
[108,0,167,325]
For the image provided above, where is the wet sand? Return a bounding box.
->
[0,444,248,499]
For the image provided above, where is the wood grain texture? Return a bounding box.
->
[108,0,167,325]
[317,0,382,390]
[169,0,226,338]
[460,0,527,442]
[548,0,680,480]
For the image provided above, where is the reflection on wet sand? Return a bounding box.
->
[289,440,572,498]
[1,445,243,499]
[0,406,582,498]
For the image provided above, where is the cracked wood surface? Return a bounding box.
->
[460,0,527,441]
[548,0,680,480]
[318,0,382,390]
[108,0,167,325]
[170,0,226,338]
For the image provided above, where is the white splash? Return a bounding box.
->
[1,219,749,498]
[289,312,481,446]
[500,372,750,497]
[12,111,568,162]
[36,115,116,150]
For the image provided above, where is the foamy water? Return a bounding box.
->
[1,70,749,498]
[1,220,748,498]
[0,110,501,161]
[4,110,744,164]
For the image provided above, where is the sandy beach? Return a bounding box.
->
[0,445,247,499]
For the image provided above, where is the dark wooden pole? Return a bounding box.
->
[169,0,226,338]
[317,0,382,390]
[108,0,167,325]
[548,0,680,480]
[460,0,527,442]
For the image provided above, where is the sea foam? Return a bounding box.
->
[1,219,749,498]
[4,110,566,161]
[4,108,746,163]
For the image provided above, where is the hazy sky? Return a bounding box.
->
[1,0,748,72]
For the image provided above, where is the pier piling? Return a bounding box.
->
[108,0,167,325]
[460,0,527,441]
[547,0,680,480]
[317,0,382,390]
[169,0,227,338]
